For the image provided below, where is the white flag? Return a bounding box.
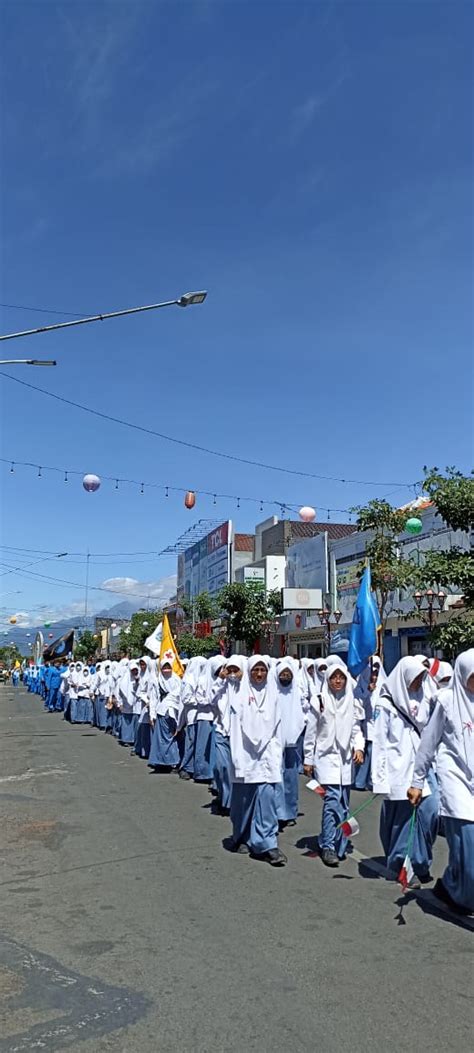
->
[144,621,163,656]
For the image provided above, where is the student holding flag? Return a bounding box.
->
[304,659,365,866]
[353,656,386,790]
[407,648,474,915]
[372,656,439,888]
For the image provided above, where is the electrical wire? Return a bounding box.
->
[0,301,89,318]
[0,371,414,488]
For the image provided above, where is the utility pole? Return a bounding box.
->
[84,551,91,626]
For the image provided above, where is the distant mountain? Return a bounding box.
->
[3,598,166,655]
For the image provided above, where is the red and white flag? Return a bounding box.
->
[305,779,325,797]
[398,854,415,889]
[340,816,360,837]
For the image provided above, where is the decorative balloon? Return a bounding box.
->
[405,517,423,535]
[184,490,196,509]
[82,473,101,493]
[110,623,117,629]
[299,506,316,523]
[44,622,51,628]
[9,616,17,624]
[142,621,149,627]
[48,633,53,638]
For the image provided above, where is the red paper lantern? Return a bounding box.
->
[184,491,196,509]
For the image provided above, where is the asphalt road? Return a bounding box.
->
[0,684,472,1053]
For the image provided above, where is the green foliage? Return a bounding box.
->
[218,582,283,652]
[429,614,474,661]
[0,644,19,667]
[418,548,474,606]
[74,630,98,662]
[176,632,222,658]
[351,499,419,623]
[118,609,163,657]
[423,467,474,532]
[179,592,218,623]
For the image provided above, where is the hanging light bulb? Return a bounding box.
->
[140,482,144,495]
[213,494,217,505]
[237,497,240,509]
[38,467,42,478]
[260,500,264,513]
[115,479,119,490]
[165,486,169,498]
[64,471,68,482]
[10,462,14,473]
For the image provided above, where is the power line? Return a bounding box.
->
[0,302,90,318]
[0,560,167,599]
[0,371,414,488]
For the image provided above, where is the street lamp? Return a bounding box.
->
[316,607,342,657]
[414,589,446,633]
[0,359,56,366]
[0,291,208,342]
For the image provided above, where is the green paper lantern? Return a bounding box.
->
[44,621,51,628]
[405,517,423,535]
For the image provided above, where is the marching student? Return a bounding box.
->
[178,656,207,781]
[94,660,112,730]
[229,655,287,866]
[133,657,155,759]
[372,656,439,888]
[69,664,94,724]
[148,660,183,769]
[194,656,224,782]
[304,659,365,867]
[408,648,474,915]
[211,656,245,814]
[353,656,386,791]
[117,660,140,746]
[274,657,306,829]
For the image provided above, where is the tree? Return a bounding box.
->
[218,582,283,653]
[118,609,163,657]
[0,644,20,668]
[179,592,218,624]
[74,630,98,663]
[351,499,419,629]
[420,467,474,655]
[176,632,222,658]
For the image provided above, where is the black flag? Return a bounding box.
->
[43,629,75,660]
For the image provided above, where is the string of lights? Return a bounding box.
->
[0,370,416,488]
[1,456,420,520]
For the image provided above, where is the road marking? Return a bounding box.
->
[0,769,70,784]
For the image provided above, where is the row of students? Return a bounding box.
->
[31,648,473,912]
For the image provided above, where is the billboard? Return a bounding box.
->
[286,533,328,593]
[282,588,323,610]
[177,521,233,600]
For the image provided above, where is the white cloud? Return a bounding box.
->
[99,575,176,602]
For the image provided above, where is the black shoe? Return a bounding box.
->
[432,878,472,916]
[231,841,250,854]
[265,848,287,867]
[321,849,339,868]
[179,770,192,781]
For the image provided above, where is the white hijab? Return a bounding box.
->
[380,656,429,727]
[432,660,454,686]
[451,649,474,749]
[275,657,305,748]
[181,656,207,705]
[205,655,226,697]
[355,655,387,704]
[317,659,355,754]
[240,655,280,751]
[118,660,139,705]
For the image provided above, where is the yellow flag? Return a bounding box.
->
[159,613,184,677]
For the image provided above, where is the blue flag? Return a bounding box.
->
[347,564,380,676]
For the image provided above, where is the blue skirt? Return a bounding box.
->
[94,696,108,730]
[275,745,300,822]
[213,731,233,809]
[180,724,196,774]
[442,817,474,912]
[194,721,213,782]
[230,782,279,855]
[319,784,351,859]
[134,719,152,759]
[352,740,373,791]
[120,712,138,745]
[380,776,439,879]
[70,696,93,724]
[148,714,180,768]
[112,709,121,738]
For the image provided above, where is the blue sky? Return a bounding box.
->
[0,0,472,630]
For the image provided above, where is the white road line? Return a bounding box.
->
[0,768,70,784]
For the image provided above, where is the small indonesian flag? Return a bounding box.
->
[398,854,415,889]
[305,779,325,797]
[340,816,360,837]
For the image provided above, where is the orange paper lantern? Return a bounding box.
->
[184,491,196,509]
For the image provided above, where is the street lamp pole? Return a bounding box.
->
[413,589,446,649]
[316,606,342,657]
[0,359,56,366]
[0,291,208,343]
